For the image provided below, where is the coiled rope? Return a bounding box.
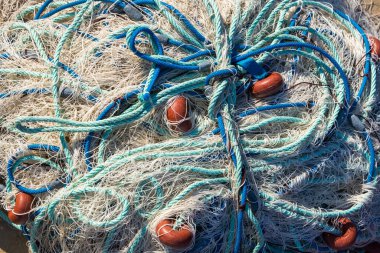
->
[0,0,379,252]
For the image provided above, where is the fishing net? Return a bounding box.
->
[0,0,380,252]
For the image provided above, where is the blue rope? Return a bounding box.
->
[2,1,379,252]
[128,27,200,71]
[134,0,208,43]
[84,89,140,171]
[364,131,376,182]
[216,114,248,253]
[34,0,54,19]
[334,10,372,112]
[6,144,69,194]
[233,42,351,114]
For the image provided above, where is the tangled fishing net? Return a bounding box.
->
[0,0,380,252]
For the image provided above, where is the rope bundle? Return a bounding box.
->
[0,0,379,252]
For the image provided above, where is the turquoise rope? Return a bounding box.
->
[1,0,379,252]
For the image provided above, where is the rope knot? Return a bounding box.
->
[236,57,268,80]
[138,92,154,108]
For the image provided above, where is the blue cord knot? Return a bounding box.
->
[138,92,154,107]
[141,91,151,102]
[236,57,268,80]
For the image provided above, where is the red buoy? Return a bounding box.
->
[322,217,357,251]
[7,192,34,225]
[7,210,28,225]
[156,219,194,250]
[252,72,284,98]
[13,192,34,214]
[166,96,192,133]
[369,36,380,58]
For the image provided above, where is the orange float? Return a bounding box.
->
[7,210,28,225]
[7,192,34,225]
[166,96,192,133]
[156,219,193,250]
[252,72,284,98]
[13,192,34,214]
[322,217,357,251]
[369,36,380,58]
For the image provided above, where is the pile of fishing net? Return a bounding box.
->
[0,0,380,252]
